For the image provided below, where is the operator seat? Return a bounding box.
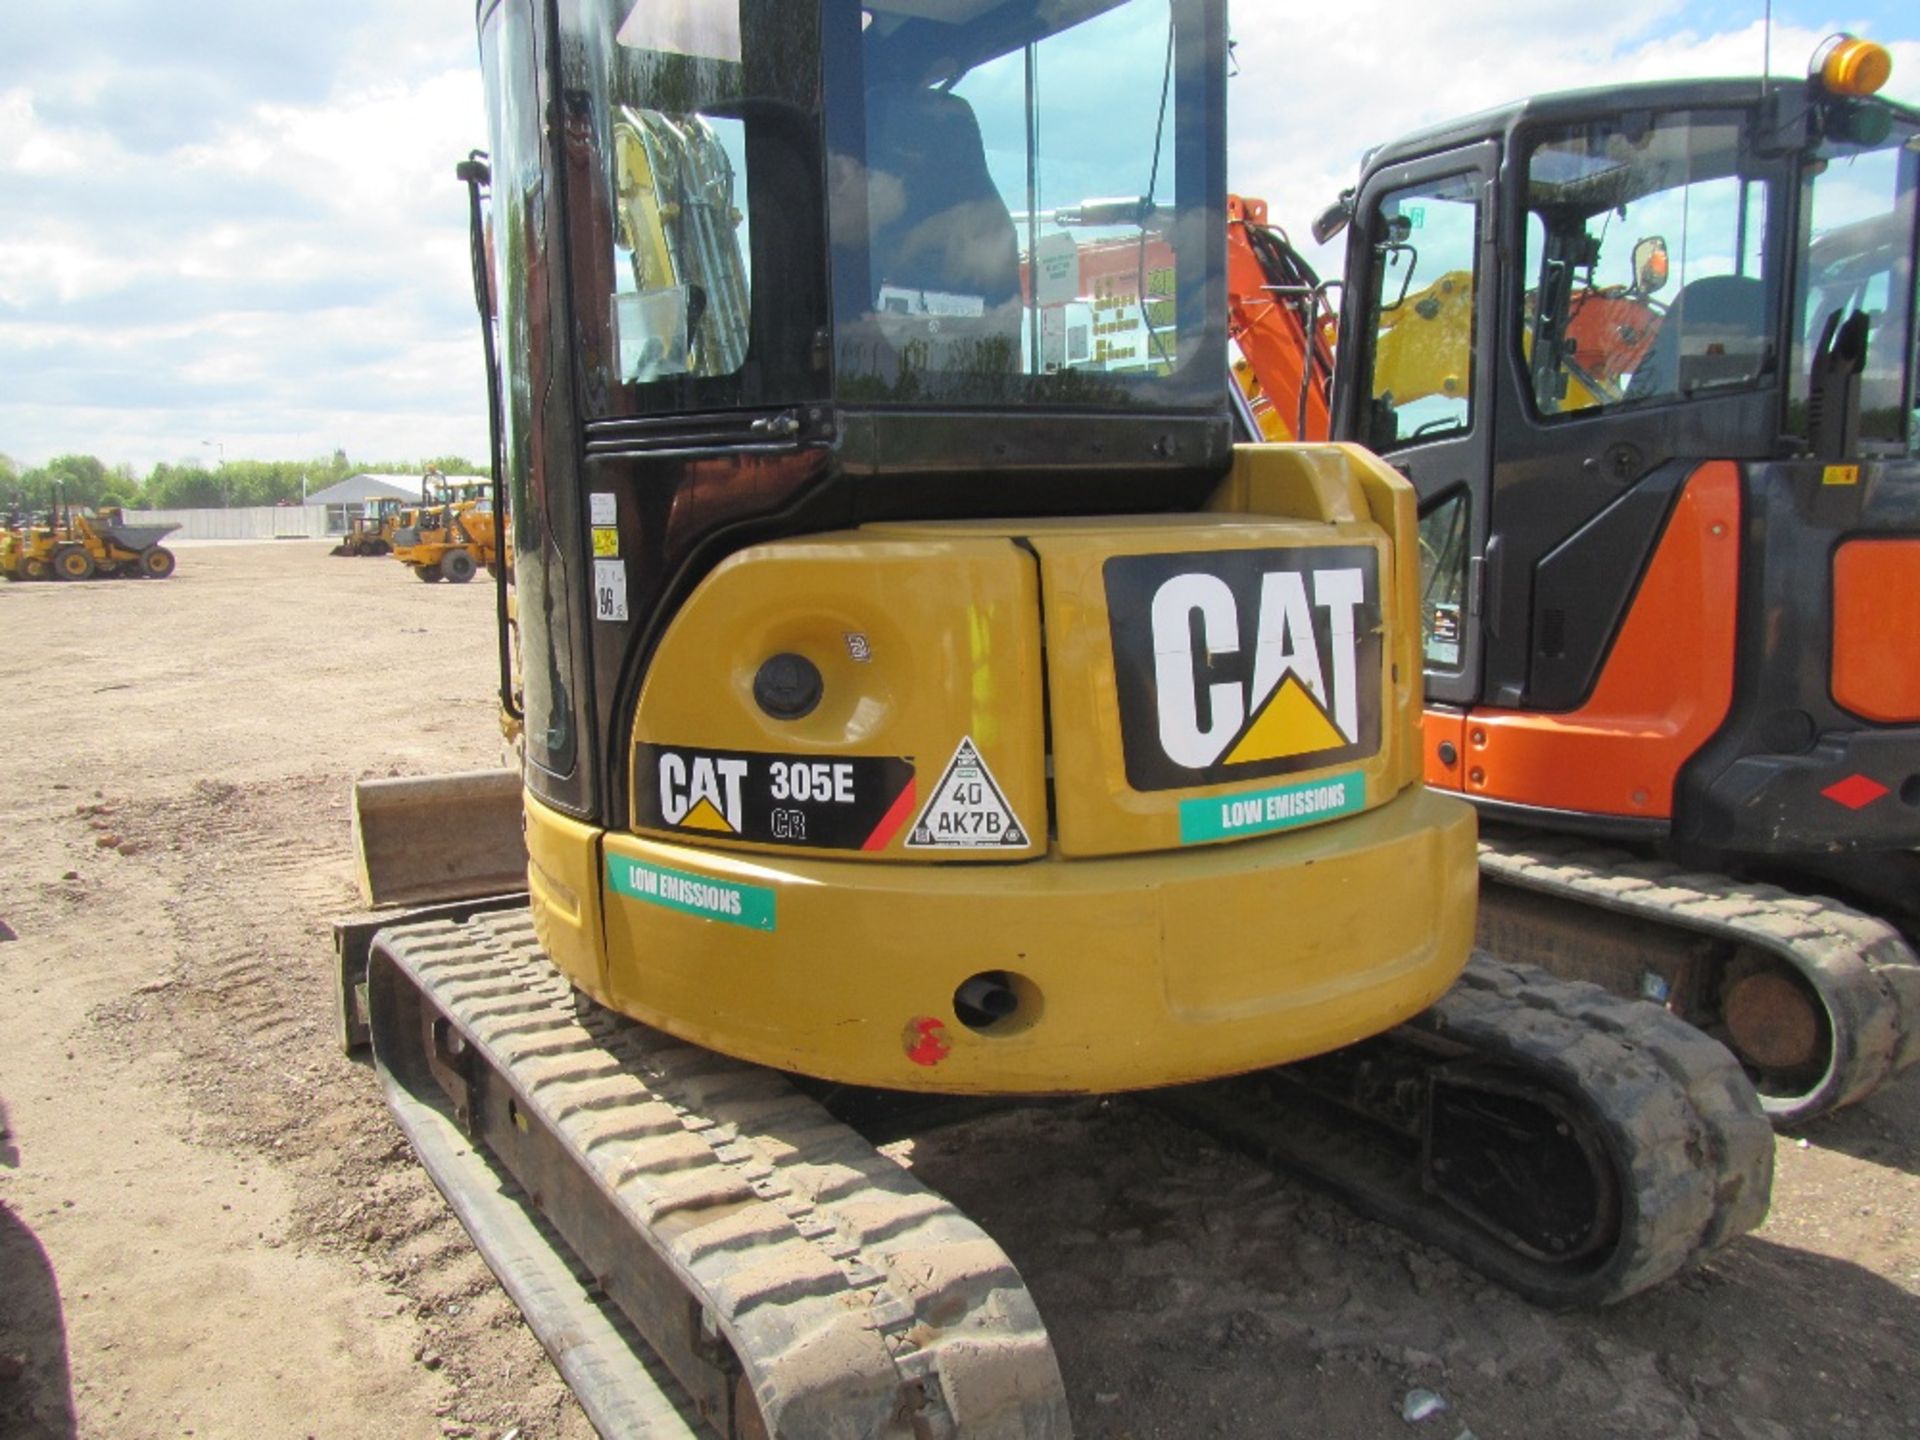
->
[861,83,1021,334]
[1627,273,1768,398]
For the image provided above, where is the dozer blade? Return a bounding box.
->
[351,768,527,906]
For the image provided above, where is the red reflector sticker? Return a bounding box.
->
[1822,774,1889,810]
[904,1017,952,1067]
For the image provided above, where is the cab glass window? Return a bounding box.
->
[1789,113,1919,450]
[830,0,1221,408]
[1521,111,1773,418]
[484,0,578,775]
[1419,491,1470,672]
[610,112,752,384]
[1358,174,1480,452]
[565,0,828,419]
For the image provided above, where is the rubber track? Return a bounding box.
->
[380,910,1071,1440]
[1478,829,1920,1123]
[1155,954,1772,1309]
[1411,954,1773,1300]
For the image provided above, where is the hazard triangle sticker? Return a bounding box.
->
[905,737,1030,850]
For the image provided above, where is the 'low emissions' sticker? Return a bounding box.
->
[606,854,776,931]
[1178,770,1366,845]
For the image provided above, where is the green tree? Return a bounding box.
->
[217,460,305,506]
[419,455,488,477]
[144,464,225,509]
[17,454,114,509]
[24,451,497,512]
[96,462,142,509]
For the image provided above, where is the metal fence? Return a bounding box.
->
[121,506,332,541]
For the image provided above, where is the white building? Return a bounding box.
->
[305,474,429,535]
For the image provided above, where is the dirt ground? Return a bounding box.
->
[1,541,1916,1440]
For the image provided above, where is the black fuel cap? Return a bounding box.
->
[754,653,823,720]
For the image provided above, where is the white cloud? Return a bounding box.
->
[0,88,113,176]
[0,12,490,472]
[2,4,1916,471]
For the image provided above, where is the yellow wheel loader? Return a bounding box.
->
[336,3,1772,1435]
[390,476,497,582]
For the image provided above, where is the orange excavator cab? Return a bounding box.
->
[1313,54,1920,1122]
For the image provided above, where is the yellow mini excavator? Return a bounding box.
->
[336,3,1771,1436]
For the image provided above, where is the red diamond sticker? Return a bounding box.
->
[1822,774,1889,810]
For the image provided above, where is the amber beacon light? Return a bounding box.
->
[1811,34,1892,97]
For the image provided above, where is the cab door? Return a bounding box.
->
[1335,143,1498,707]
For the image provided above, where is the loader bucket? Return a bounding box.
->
[351,769,527,906]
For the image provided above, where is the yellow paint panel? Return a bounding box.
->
[630,532,1045,862]
[525,794,613,1006]
[1203,441,1367,524]
[595,785,1476,1095]
[1032,516,1396,858]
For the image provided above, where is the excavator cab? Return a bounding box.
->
[1329,45,1920,1117]
[1334,57,1919,801]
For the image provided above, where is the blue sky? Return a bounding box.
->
[0,1,1914,471]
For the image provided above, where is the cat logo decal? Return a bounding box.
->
[1105,546,1381,791]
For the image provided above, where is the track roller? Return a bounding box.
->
[1476,829,1920,1123]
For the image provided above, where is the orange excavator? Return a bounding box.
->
[1226,194,1334,443]
[1237,36,1920,1122]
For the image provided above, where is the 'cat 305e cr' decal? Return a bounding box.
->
[1105,546,1381,792]
[634,744,918,851]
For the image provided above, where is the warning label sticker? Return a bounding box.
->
[1426,602,1461,667]
[593,559,628,622]
[905,737,1030,850]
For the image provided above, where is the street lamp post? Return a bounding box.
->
[201,439,228,506]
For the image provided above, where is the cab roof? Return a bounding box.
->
[1360,75,1920,174]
